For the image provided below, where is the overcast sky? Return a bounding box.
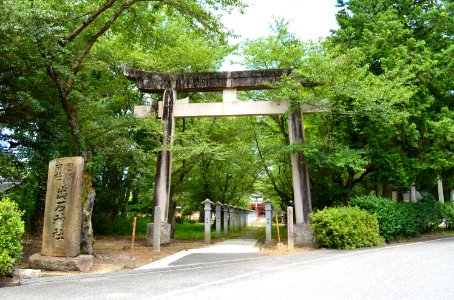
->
[221,0,340,70]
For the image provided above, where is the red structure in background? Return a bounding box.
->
[251,202,265,218]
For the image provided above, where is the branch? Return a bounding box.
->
[351,167,373,187]
[46,65,68,100]
[59,0,118,46]
[253,130,287,199]
[68,0,137,90]
[60,11,93,26]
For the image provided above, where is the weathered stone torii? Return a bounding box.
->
[125,68,317,245]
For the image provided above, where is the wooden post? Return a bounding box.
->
[288,103,312,223]
[130,216,137,259]
[153,206,161,252]
[287,207,295,251]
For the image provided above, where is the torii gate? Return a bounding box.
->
[125,68,317,245]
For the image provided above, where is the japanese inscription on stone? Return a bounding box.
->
[41,157,84,257]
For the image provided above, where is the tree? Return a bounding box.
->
[1,0,245,237]
[240,21,414,208]
[333,0,454,198]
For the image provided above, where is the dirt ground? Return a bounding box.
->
[16,236,213,277]
[12,234,311,279]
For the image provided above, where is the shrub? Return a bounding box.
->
[414,200,444,232]
[0,197,25,275]
[350,196,401,241]
[309,206,385,250]
[350,195,445,242]
[440,202,454,229]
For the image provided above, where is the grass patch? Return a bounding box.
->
[251,225,265,240]
[174,222,216,240]
[173,222,258,240]
[248,223,286,242]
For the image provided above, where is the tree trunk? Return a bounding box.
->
[81,190,95,254]
[397,187,404,202]
[382,179,392,199]
[198,209,205,223]
[342,193,350,204]
[81,155,96,254]
[168,185,177,239]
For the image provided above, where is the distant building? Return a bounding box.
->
[250,193,265,218]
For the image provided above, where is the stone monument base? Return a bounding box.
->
[294,223,315,246]
[29,253,93,272]
[146,223,171,246]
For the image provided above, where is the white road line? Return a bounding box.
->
[138,239,260,270]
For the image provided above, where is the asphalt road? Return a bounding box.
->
[2,236,454,300]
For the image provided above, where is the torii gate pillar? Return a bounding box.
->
[153,89,175,221]
[288,104,314,245]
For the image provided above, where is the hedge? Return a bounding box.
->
[350,195,445,242]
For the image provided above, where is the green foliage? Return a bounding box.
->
[309,206,385,249]
[0,198,25,275]
[350,196,445,241]
[93,214,149,237]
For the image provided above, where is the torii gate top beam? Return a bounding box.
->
[124,68,292,92]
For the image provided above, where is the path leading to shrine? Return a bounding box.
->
[138,222,265,269]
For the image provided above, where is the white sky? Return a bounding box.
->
[221,0,340,70]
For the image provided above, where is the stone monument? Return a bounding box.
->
[29,157,93,272]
